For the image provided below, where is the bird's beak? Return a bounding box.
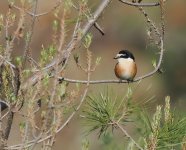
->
[114,54,120,59]
[113,55,118,59]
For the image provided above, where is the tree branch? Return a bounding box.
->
[72,3,105,35]
[21,0,111,90]
[58,37,164,85]
[115,121,143,150]
[5,47,93,150]
[94,22,105,35]
[12,1,62,18]
[118,0,160,7]
[22,0,38,68]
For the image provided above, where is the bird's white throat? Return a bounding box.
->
[117,57,134,64]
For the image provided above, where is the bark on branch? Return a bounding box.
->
[21,0,111,90]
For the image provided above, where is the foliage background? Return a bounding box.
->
[0,0,186,149]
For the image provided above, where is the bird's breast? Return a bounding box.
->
[114,60,137,80]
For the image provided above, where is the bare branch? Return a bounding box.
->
[138,7,161,39]
[118,0,160,7]
[160,0,165,40]
[5,44,92,150]
[57,0,165,85]
[21,0,111,90]
[94,22,105,35]
[22,0,38,68]
[13,0,62,18]
[0,55,16,69]
[1,0,166,149]
[114,121,143,150]
[58,37,164,85]
[72,3,105,35]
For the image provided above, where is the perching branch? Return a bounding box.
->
[118,0,160,7]
[58,38,164,84]
[0,0,167,149]
[58,0,165,85]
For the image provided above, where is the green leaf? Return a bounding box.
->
[74,53,80,64]
[19,122,26,130]
[15,56,22,66]
[81,138,89,150]
[96,57,101,65]
[84,33,92,48]
[52,20,59,31]
[152,58,157,68]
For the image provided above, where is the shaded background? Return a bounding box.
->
[0,0,186,149]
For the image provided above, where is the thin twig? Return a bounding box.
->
[138,7,161,39]
[0,55,16,69]
[13,0,62,18]
[4,6,13,60]
[6,1,111,149]
[94,22,105,35]
[119,0,160,7]
[57,0,165,85]
[27,56,40,69]
[115,121,144,150]
[5,47,92,150]
[58,37,164,84]
[21,0,111,90]
[72,3,105,35]
[160,0,165,40]
[22,0,38,68]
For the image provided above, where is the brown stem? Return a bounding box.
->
[115,121,143,150]
[21,0,111,90]
[22,0,38,68]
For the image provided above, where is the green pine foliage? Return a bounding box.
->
[83,88,133,137]
[141,96,186,149]
[83,89,186,150]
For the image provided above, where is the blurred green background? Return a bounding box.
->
[1,0,186,149]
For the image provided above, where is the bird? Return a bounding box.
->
[114,50,137,82]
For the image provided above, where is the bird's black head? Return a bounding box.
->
[114,50,135,60]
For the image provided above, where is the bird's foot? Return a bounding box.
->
[119,79,123,83]
[127,79,133,84]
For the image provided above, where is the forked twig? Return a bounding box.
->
[21,0,112,90]
[58,0,165,85]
